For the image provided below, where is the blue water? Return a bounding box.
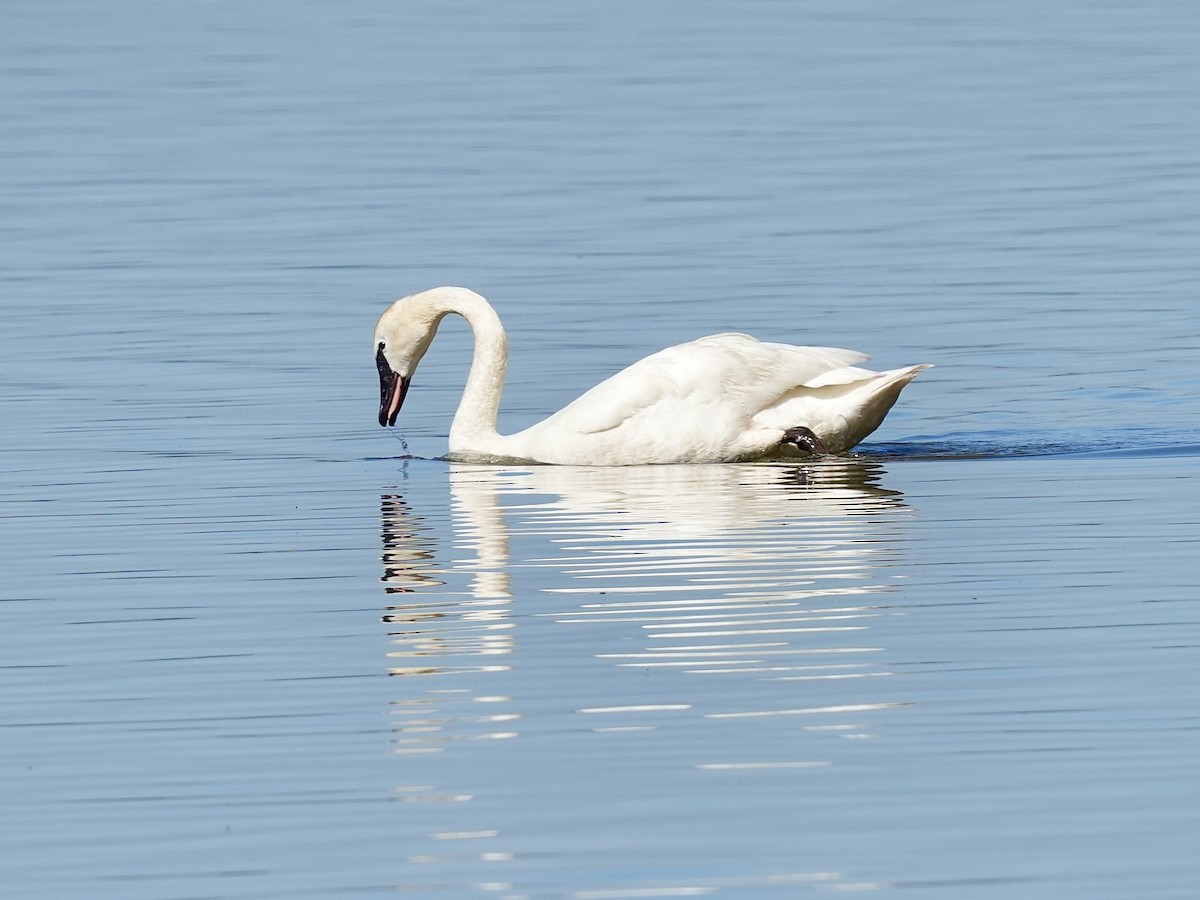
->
[3,1,1199,897]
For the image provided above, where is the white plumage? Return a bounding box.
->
[374,286,930,465]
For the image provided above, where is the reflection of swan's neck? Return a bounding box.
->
[440,291,509,450]
[449,466,514,598]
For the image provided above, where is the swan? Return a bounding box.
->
[374,286,930,465]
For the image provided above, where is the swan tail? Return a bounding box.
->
[758,363,932,454]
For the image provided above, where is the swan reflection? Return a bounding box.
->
[449,461,908,681]
[380,459,911,698]
[380,459,918,887]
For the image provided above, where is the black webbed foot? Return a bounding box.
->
[781,426,828,456]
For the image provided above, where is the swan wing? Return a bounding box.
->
[539,333,869,436]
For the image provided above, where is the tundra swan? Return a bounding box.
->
[374,286,929,465]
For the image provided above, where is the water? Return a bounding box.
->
[3,1,1199,897]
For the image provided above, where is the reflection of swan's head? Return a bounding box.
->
[380,493,445,592]
[375,287,485,426]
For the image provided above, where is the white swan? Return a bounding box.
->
[374,286,930,465]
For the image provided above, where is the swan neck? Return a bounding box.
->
[445,292,508,447]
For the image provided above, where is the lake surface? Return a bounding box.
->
[3,1,1199,897]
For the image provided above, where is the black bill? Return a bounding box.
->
[377,344,409,426]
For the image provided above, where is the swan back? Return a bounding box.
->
[543,334,866,435]
[494,334,878,464]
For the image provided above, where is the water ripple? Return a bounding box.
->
[864,427,1200,459]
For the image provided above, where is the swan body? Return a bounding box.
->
[374,287,930,465]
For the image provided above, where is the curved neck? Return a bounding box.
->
[431,289,508,448]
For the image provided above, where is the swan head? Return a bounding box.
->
[373,292,444,427]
